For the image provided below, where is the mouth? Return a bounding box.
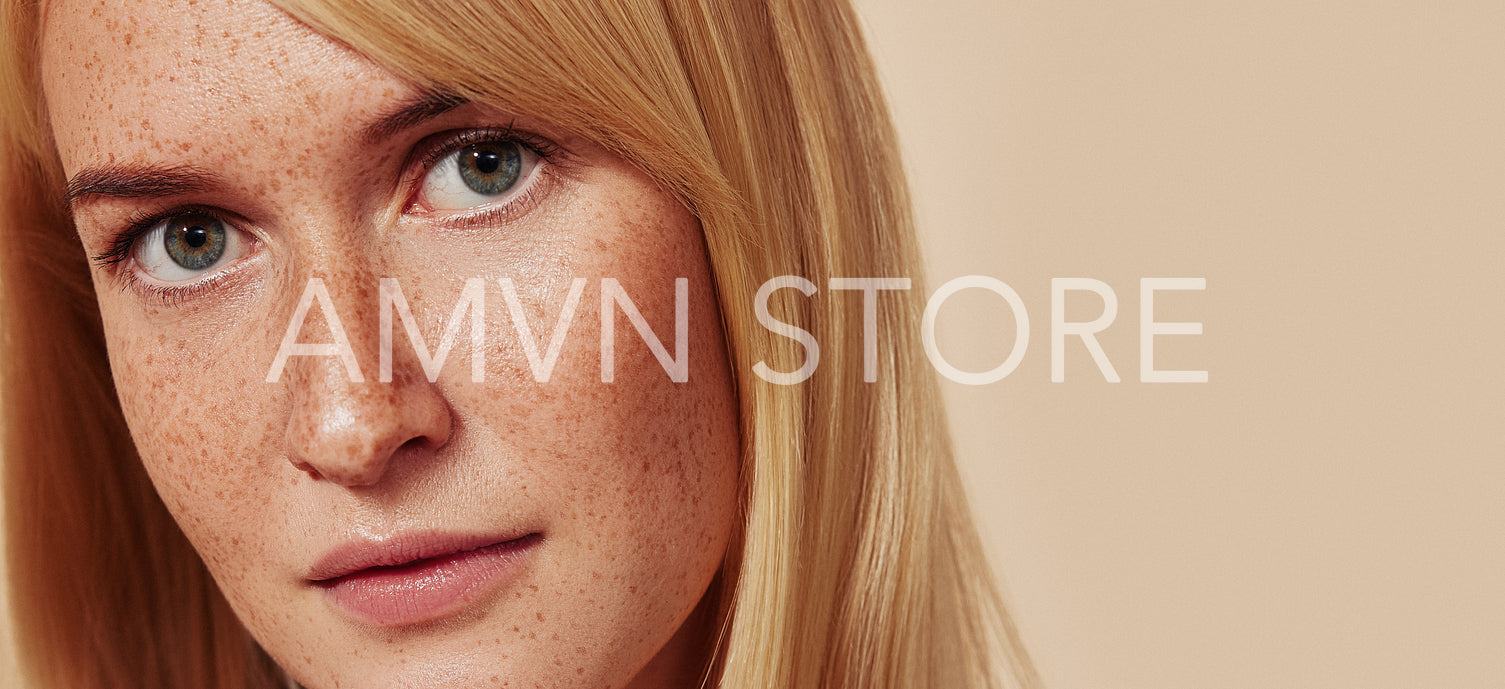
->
[308,531,542,628]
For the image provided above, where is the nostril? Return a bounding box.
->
[398,434,436,454]
[291,460,324,481]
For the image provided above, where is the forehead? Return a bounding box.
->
[41,0,404,174]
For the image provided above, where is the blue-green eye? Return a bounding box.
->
[163,213,226,269]
[420,139,539,212]
[135,212,248,282]
[458,142,521,194]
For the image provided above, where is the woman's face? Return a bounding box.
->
[41,0,741,687]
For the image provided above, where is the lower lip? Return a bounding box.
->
[315,535,539,627]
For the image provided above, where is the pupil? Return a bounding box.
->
[184,226,208,248]
[475,151,500,175]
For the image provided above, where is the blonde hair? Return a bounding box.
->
[1,0,1038,687]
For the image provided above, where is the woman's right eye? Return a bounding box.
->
[133,211,250,283]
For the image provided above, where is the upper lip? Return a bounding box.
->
[306,531,535,582]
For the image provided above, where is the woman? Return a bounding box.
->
[1,0,1036,687]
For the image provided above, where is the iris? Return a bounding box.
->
[163,213,226,270]
[457,141,522,196]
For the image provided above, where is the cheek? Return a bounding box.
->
[99,293,291,578]
[557,188,740,540]
[458,169,740,519]
[445,188,742,657]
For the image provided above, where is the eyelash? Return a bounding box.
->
[91,126,563,306]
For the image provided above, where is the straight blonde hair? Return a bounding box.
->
[1,0,1039,687]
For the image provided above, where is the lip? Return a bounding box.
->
[308,531,540,628]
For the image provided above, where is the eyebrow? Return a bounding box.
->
[359,91,468,144]
[63,92,468,208]
[65,163,224,207]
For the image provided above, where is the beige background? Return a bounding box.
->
[854,0,1505,688]
[5,1,1504,687]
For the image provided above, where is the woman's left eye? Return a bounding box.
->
[418,138,541,212]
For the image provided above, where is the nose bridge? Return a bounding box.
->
[305,246,384,382]
[275,227,452,487]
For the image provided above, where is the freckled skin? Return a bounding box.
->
[41,0,740,688]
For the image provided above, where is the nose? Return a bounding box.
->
[279,277,453,487]
[284,362,452,486]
